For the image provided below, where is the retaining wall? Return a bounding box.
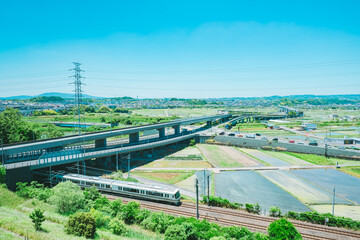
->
[213,136,360,160]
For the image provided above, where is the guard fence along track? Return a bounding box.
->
[106,195,359,240]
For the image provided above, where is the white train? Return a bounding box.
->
[62,174,181,205]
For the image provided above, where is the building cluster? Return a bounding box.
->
[0,100,66,115]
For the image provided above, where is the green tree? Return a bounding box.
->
[65,212,96,239]
[42,123,64,139]
[0,108,37,144]
[29,208,45,231]
[268,218,302,240]
[48,181,85,214]
[97,105,111,113]
[269,207,282,217]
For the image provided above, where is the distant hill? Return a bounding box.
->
[0,92,104,100]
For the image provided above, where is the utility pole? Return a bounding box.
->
[127,153,130,178]
[70,62,85,135]
[332,185,336,215]
[195,178,199,219]
[203,169,206,196]
[207,173,210,206]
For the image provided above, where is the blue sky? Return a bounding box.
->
[0,0,359,98]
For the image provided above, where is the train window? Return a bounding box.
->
[165,194,169,198]
[100,184,104,188]
[117,186,122,191]
[95,183,100,187]
[80,181,84,185]
[123,187,139,193]
[146,191,163,197]
[86,182,92,186]
[105,185,110,189]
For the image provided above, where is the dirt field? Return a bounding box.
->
[197,144,260,167]
[131,171,194,184]
[175,173,197,192]
[141,160,212,168]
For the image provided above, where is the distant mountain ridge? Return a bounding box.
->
[0,92,104,100]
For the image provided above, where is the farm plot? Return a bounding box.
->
[291,169,360,204]
[240,149,290,166]
[309,205,360,221]
[261,151,313,166]
[259,170,352,205]
[131,170,195,185]
[141,160,212,168]
[197,144,260,167]
[176,173,197,192]
[215,171,310,213]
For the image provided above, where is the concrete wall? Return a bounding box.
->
[214,136,360,160]
[6,167,33,191]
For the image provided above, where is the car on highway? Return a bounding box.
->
[289,140,295,143]
[255,133,261,136]
[260,136,267,141]
[297,142,304,145]
[309,141,318,146]
[246,133,256,139]
[272,138,279,142]
[219,132,225,135]
[228,133,235,136]
[237,134,244,137]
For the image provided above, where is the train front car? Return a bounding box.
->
[62,174,181,205]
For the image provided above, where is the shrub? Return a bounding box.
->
[268,218,302,240]
[202,195,240,209]
[120,201,140,224]
[110,198,123,217]
[135,209,151,224]
[29,208,45,231]
[93,196,111,213]
[245,203,261,214]
[109,218,126,235]
[16,181,53,201]
[0,166,5,184]
[65,212,96,239]
[269,207,282,217]
[164,224,187,240]
[189,139,196,146]
[223,226,252,239]
[90,208,110,228]
[48,181,85,214]
[84,186,101,201]
[209,237,226,240]
[141,211,173,233]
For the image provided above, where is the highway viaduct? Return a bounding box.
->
[1,114,231,189]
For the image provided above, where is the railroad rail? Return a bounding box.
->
[106,195,360,240]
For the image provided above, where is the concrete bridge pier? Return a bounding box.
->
[157,127,165,138]
[206,121,212,128]
[129,132,140,143]
[95,139,107,148]
[172,125,180,135]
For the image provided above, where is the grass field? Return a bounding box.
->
[339,167,360,179]
[309,205,360,221]
[197,144,245,167]
[141,160,212,168]
[131,170,195,184]
[285,152,360,166]
[0,186,163,240]
[261,151,313,166]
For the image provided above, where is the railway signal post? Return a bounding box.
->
[128,153,131,178]
[332,185,336,215]
[207,173,210,206]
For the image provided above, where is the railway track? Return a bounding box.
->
[107,195,359,240]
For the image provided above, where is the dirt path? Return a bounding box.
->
[219,146,261,166]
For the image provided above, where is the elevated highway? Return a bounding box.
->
[1,114,230,165]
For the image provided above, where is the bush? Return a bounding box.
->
[48,181,85,214]
[0,166,5,184]
[141,211,173,233]
[164,224,187,240]
[16,181,53,202]
[245,203,261,214]
[29,208,45,231]
[135,209,151,224]
[189,139,196,146]
[269,207,282,217]
[93,196,111,213]
[90,208,111,228]
[110,198,123,217]
[120,201,140,224]
[84,186,101,201]
[268,218,302,240]
[109,218,126,235]
[65,212,96,239]
[202,195,240,209]
[223,226,252,239]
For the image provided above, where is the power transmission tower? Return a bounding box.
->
[69,62,85,135]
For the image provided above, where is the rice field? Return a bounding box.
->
[261,151,313,166]
[214,171,310,213]
[240,149,290,166]
[309,205,360,221]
